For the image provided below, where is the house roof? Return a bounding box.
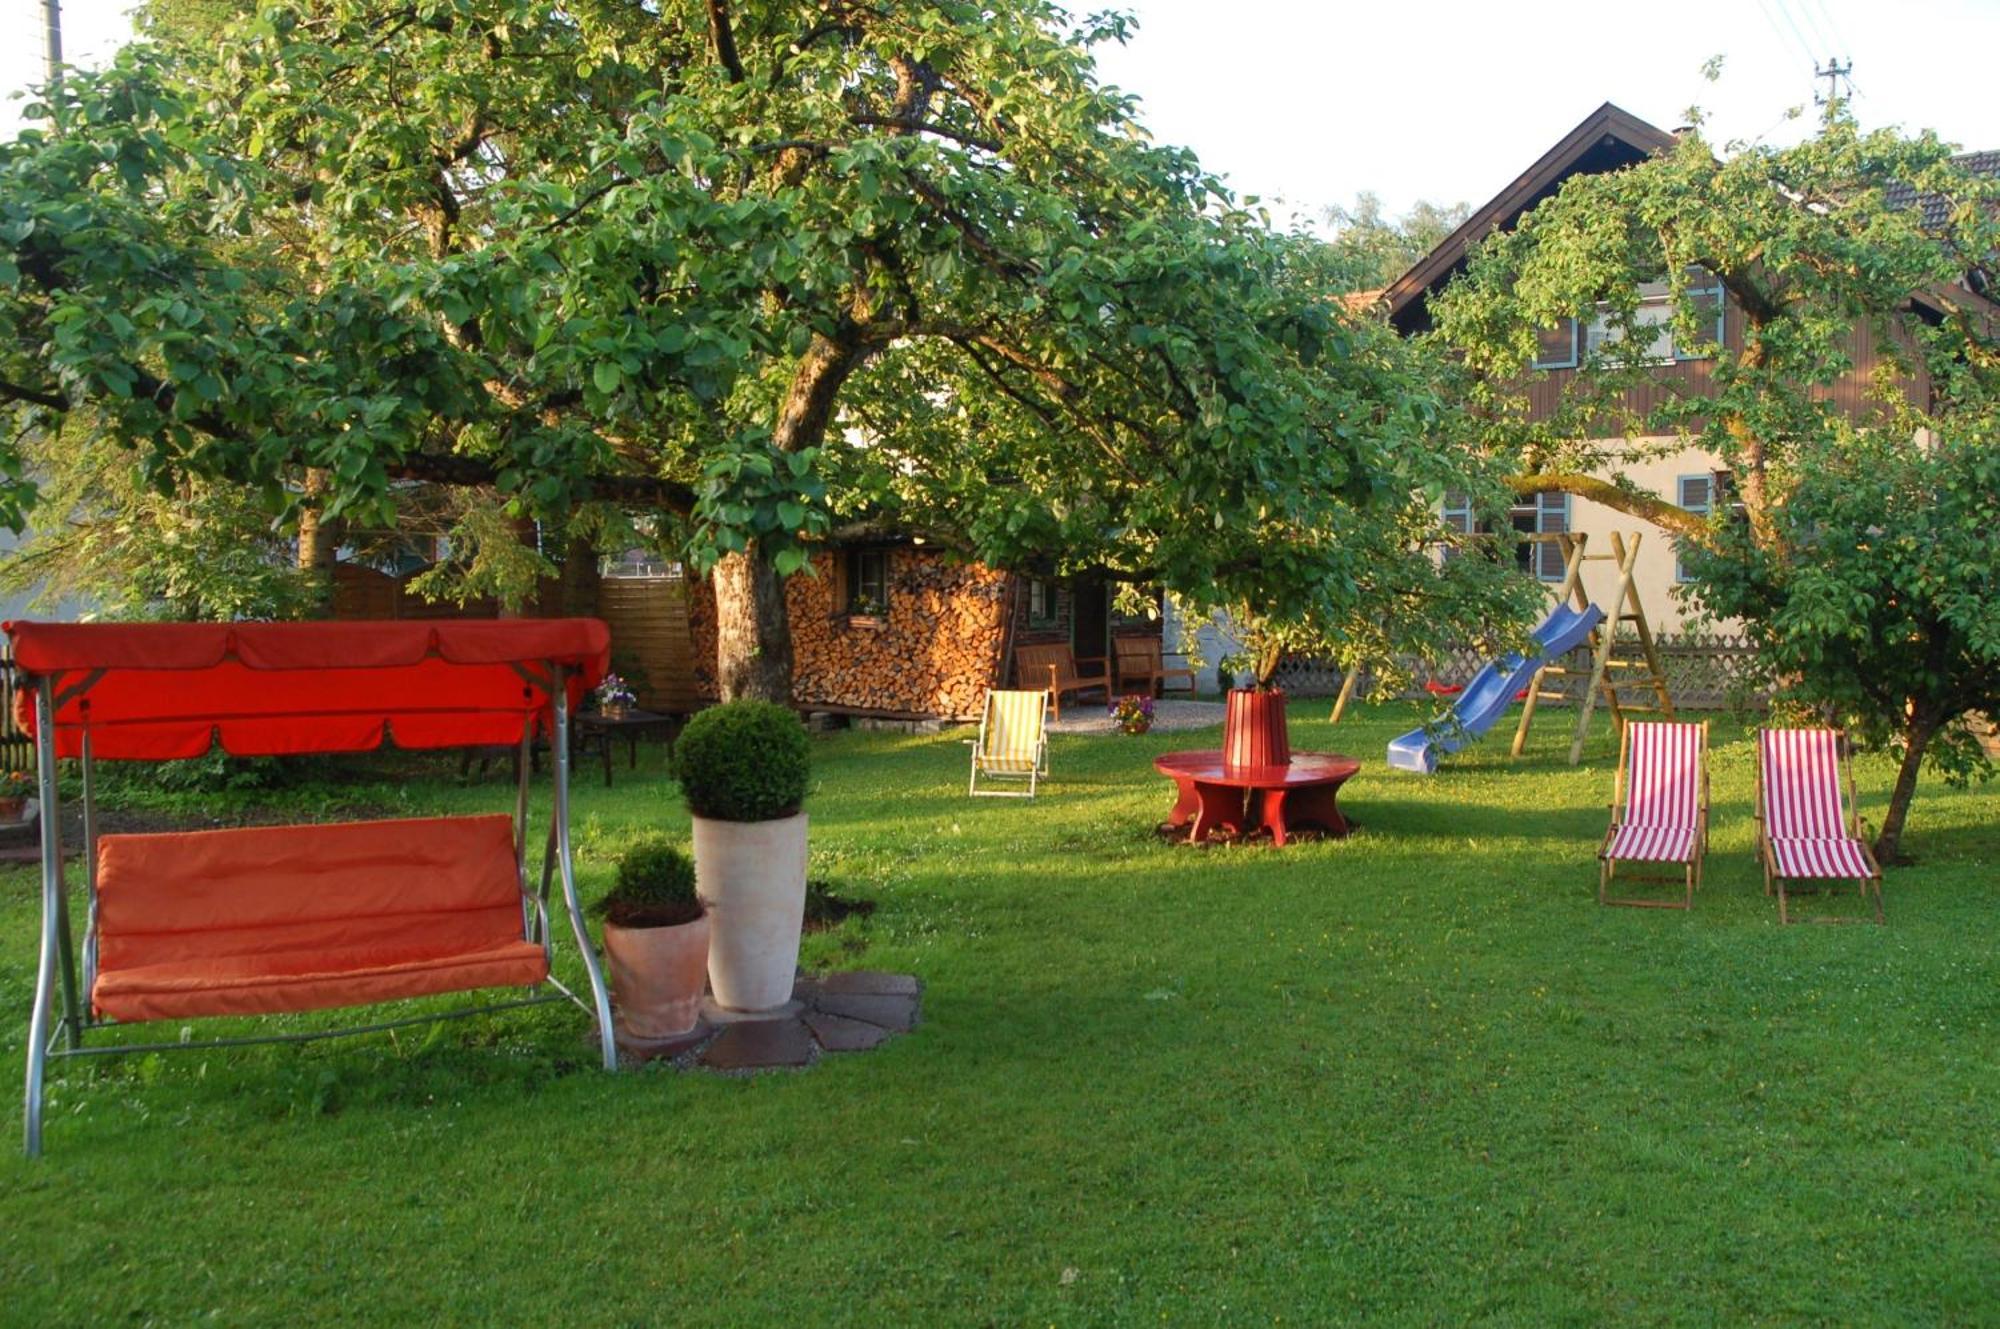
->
[1382,102,1677,334]
[1882,149,2000,229]
[1380,107,1999,334]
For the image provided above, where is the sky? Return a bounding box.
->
[6,0,1997,229]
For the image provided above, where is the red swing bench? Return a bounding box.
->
[14,619,620,1157]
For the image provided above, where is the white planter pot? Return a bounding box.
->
[692,810,809,1012]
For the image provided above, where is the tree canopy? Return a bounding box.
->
[2,0,1524,690]
[1433,110,2000,858]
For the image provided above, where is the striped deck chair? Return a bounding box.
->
[1756,728,1884,924]
[969,689,1049,797]
[1597,720,1708,909]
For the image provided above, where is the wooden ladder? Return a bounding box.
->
[1509,531,1674,765]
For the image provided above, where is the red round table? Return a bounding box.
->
[1153,751,1361,846]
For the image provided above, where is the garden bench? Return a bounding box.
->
[1112,637,1197,698]
[1013,643,1106,719]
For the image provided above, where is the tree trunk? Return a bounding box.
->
[712,543,794,704]
[707,329,871,704]
[1873,706,1942,864]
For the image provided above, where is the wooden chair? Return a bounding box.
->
[1112,637,1198,698]
[1013,643,1106,720]
[969,689,1049,797]
[1756,728,1884,924]
[1597,720,1708,909]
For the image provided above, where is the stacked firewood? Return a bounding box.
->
[683,550,1009,720]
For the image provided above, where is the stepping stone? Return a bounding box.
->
[816,970,920,997]
[700,1016,815,1070]
[805,1011,893,1054]
[814,991,919,1033]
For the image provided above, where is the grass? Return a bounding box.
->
[1,702,1996,1325]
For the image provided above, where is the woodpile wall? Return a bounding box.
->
[685,548,1011,721]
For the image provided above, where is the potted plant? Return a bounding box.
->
[1111,694,1156,736]
[676,700,811,1012]
[592,837,711,1044]
[0,770,29,820]
[594,672,638,719]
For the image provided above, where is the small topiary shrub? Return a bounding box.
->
[674,700,810,821]
[593,837,703,928]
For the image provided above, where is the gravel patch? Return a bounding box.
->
[1047,699,1227,736]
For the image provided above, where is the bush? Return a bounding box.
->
[593,837,703,928]
[674,700,811,821]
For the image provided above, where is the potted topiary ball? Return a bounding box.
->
[593,837,711,1045]
[675,700,811,1012]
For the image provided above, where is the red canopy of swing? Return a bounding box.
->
[5,619,611,760]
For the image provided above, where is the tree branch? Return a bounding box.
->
[705,0,745,83]
[1509,472,1706,536]
[0,378,68,410]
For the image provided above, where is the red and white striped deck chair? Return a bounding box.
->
[1756,728,1883,924]
[1597,721,1708,909]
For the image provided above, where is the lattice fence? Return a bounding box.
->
[1274,632,1771,712]
[0,649,28,772]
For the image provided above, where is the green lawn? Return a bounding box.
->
[2,704,1996,1325]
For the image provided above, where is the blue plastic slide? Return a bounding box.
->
[1385,602,1606,774]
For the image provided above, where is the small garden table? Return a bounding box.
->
[573,708,680,788]
[1153,750,1361,846]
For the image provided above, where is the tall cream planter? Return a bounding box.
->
[692,810,809,1012]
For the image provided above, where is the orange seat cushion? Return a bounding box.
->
[92,814,548,1022]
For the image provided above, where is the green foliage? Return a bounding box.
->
[594,835,702,928]
[674,699,809,822]
[1687,426,1999,786]
[0,0,1522,665]
[0,417,320,621]
[1320,193,1471,291]
[1433,109,2000,850]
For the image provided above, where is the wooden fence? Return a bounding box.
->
[595,572,702,713]
[1273,632,1773,712]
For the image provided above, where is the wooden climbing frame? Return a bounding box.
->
[1510,531,1674,766]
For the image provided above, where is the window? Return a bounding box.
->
[1440,491,1475,559]
[1675,470,1744,583]
[844,549,890,618]
[1532,320,1580,370]
[1511,492,1570,581]
[1025,578,1059,629]
[1676,474,1712,583]
[1582,272,1726,365]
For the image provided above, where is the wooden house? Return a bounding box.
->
[1380,102,1999,629]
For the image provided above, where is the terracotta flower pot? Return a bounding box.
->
[0,796,24,820]
[1223,688,1291,770]
[602,911,712,1042]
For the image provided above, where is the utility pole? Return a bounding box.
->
[43,0,64,85]
[1813,57,1852,110]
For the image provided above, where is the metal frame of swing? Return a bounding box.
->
[21,662,618,1159]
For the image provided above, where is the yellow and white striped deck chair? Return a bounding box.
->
[969,689,1050,797]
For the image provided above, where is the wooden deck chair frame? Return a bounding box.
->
[1754,728,1884,925]
[968,689,1050,798]
[17,623,619,1158]
[1596,720,1709,909]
